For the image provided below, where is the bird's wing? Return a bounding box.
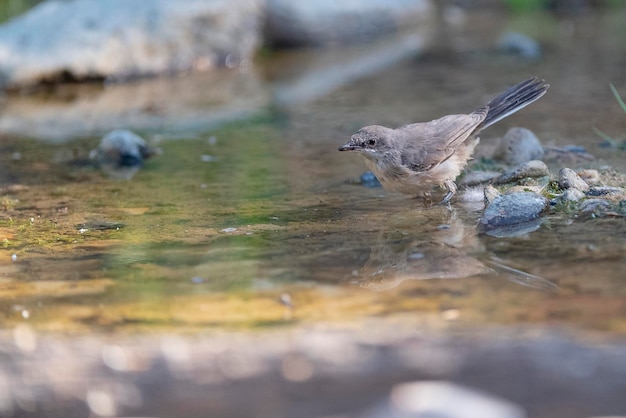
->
[397,110,486,172]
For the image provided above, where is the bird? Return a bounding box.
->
[338,77,549,204]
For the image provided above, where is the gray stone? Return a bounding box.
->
[0,0,263,88]
[493,160,549,185]
[360,171,382,188]
[90,129,157,179]
[494,127,544,165]
[586,186,625,197]
[558,168,590,192]
[562,188,585,202]
[497,31,541,60]
[479,192,548,234]
[265,0,434,47]
[579,199,611,214]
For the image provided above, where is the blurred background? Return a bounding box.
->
[0,1,626,417]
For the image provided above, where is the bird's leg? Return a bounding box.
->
[438,180,457,205]
[421,190,433,206]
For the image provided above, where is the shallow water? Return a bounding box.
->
[1,5,626,418]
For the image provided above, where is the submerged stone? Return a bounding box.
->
[360,171,382,188]
[479,191,548,235]
[91,129,158,179]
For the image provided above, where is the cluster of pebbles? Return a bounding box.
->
[465,127,625,236]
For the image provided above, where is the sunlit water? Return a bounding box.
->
[0,5,626,418]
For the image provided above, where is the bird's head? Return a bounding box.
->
[338,125,394,160]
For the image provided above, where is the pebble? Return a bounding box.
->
[586,186,624,197]
[360,171,382,188]
[579,199,611,214]
[91,129,155,168]
[479,191,548,235]
[497,32,542,60]
[494,127,544,165]
[493,160,549,185]
[577,169,600,185]
[558,168,590,192]
[483,185,501,206]
[562,188,585,202]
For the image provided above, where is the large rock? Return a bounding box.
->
[479,191,548,237]
[0,0,263,88]
[265,0,434,47]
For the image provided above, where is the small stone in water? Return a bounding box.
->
[562,188,585,202]
[191,276,205,284]
[558,168,590,192]
[11,254,17,262]
[360,171,382,188]
[493,160,549,185]
[494,127,544,165]
[586,186,624,197]
[579,199,611,214]
[479,191,548,234]
[201,155,218,162]
[280,293,293,308]
[497,32,542,60]
[407,252,425,260]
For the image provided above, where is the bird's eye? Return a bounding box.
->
[367,138,376,146]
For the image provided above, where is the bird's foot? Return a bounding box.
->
[437,181,457,206]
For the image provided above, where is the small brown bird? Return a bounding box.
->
[338,77,549,203]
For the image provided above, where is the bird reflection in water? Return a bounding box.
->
[352,207,557,292]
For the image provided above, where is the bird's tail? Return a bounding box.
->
[477,77,549,132]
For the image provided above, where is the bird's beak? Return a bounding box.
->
[338,142,357,151]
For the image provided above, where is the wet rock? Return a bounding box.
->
[0,0,263,88]
[459,171,500,188]
[493,160,549,185]
[479,191,548,235]
[264,0,434,47]
[360,171,382,188]
[387,381,526,418]
[91,130,154,167]
[497,32,541,60]
[483,185,500,206]
[579,199,611,215]
[494,127,544,165]
[558,168,590,192]
[586,186,625,197]
[90,129,157,179]
[562,188,585,202]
